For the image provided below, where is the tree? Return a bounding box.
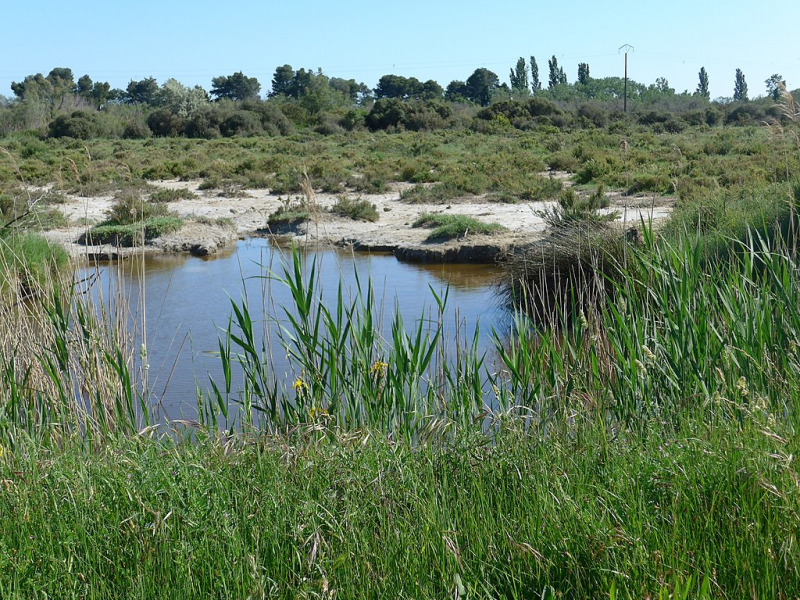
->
[465,68,499,106]
[548,56,566,89]
[76,75,93,98]
[374,75,424,100]
[577,63,590,85]
[153,78,208,117]
[530,56,541,92]
[510,57,528,92]
[125,77,159,104]
[444,80,469,103]
[210,72,261,101]
[696,67,710,99]
[420,80,443,100]
[765,74,786,101]
[11,68,76,110]
[548,56,559,89]
[270,65,295,97]
[733,69,748,101]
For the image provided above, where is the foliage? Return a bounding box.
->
[530,55,541,92]
[149,187,198,202]
[465,68,500,106]
[48,110,102,139]
[329,196,379,222]
[412,212,506,240]
[266,196,311,230]
[696,67,710,99]
[766,74,787,101]
[125,77,159,105]
[510,57,529,92]
[82,216,184,246]
[733,68,749,101]
[210,72,261,101]
[577,62,590,85]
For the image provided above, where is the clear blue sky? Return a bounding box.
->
[3,0,798,101]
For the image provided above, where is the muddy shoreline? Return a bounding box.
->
[42,178,673,264]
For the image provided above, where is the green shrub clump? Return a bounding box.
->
[329,196,379,222]
[412,212,506,241]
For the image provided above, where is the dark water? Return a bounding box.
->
[81,239,504,420]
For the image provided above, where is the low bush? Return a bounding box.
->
[329,196,379,222]
[81,216,184,246]
[412,212,506,241]
[149,188,198,202]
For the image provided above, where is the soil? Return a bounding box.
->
[42,177,675,264]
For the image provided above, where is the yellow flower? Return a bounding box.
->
[370,360,388,376]
[292,377,308,393]
[309,406,328,420]
[0,444,4,459]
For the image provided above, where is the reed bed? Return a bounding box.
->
[1,230,800,596]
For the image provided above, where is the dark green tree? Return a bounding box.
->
[90,81,111,107]
[530,56,541,92]
[548,56,566,88]
[733,68,748,101]
[696,67,710,99]
[270,65,295,97]
[765,74,786,101]
[444,80,469,102]
[76,75,93,97]
[509,57,528,92]
[11,68,76,110]
[374,75,424,99]
[125,77,159,104]
[465,68,499,106]
[210,72,261,101]
[420,80,444,100]
[577,63,590,85]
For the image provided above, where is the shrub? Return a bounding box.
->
[219,111,263,137]
[329,196,379,222]
[412,213,506,241]
[48,111,101,139]
[122,119,152,140]
[81,216,184,246]
[149,188,198,202]
[267,197,311,230]
[147,109,186,137]
[538,186,617,228]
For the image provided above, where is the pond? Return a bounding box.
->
[81,239,506,421]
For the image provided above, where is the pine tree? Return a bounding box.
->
[577,63,590,85]
[530,56,541,92]
[696,67,709,99]
[733,69,748,101]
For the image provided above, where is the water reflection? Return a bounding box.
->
[81,239,504,420]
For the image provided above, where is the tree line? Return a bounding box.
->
[0,60,793,139]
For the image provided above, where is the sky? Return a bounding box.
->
[3,0,799,101]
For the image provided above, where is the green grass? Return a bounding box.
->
[412,212,507,241]
[0,232,69,291]
[81,216,184,246]
[0,411,796,598]
[0,232,799,596]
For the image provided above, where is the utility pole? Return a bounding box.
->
[619,44,634,112]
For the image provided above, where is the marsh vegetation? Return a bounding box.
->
[0,69,799,597]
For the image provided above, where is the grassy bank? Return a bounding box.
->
[1,413,796,599]
[0,231,798,597]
